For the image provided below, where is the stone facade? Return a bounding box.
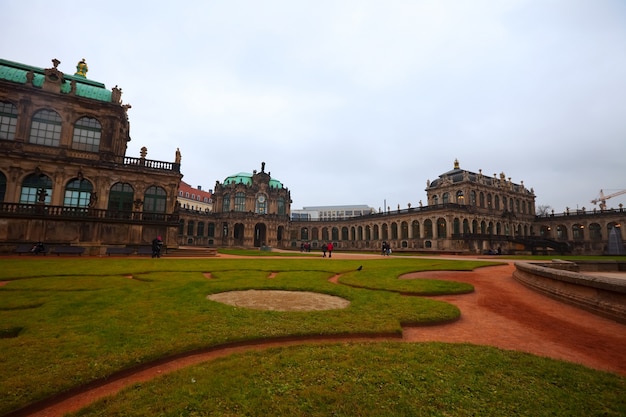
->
[0,58,182,254]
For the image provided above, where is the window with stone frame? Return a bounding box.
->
[29,109,62,147]
[0,101,17,140]
[20,173,53,204]
[144,186,167,213]
[64,178,93,207]
[72,116,101,152]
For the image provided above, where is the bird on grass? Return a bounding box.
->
[356,265,363,271]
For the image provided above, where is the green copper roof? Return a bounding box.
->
[0,59,112,102]
[224,172,284,188]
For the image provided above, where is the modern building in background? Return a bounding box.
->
[291,205,375,221]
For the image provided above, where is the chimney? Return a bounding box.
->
[197,185,202,190]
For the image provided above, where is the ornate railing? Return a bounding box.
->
[0,202,179,224]
[123,156,180,173]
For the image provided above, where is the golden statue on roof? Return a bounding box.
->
[75,58,88,77]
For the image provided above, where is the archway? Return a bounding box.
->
[254,223,267,247]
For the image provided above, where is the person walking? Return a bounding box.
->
[321,243,328,257]
[152,236,163,258]
[327,241,334,258]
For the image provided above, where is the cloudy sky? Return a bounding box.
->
[3,0,625,212]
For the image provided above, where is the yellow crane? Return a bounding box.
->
[591,189,626,210]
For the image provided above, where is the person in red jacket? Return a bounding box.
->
[327,241,334,258]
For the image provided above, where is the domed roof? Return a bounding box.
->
[223,172,284,189]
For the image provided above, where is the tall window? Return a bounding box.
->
[64,178,93,207]
[0,171,6,202]
[234,192,246,212]
[223,194,230,211]
[72,117,101,152]
[0,101,17,140]
[20,173,53,204]
[197,222,205,237]
[108,183,134,212]
[144,186,167,213]
[29,109,62,147]
[277,197,285,215]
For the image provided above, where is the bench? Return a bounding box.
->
[51,246,85,256]
[136,246,154,256]
[105,247,135,256]
[14,243,47,255]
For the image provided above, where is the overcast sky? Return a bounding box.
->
[3,0,625,212]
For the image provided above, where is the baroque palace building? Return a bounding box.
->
[0,58,182,254]
[1,57,624,255]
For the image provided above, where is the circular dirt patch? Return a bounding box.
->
[207,290,350,311]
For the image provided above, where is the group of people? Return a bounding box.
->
[381,241,392,256]
[321,242,334,258]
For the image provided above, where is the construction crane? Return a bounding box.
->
[591,189,626,210]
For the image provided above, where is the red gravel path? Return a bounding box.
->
[11,262,626,417]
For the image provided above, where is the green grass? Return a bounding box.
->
[68,343,626,417]
[0,256,624,416]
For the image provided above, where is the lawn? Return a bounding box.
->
[0,256,624,416]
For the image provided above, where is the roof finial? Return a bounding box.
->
[454,158,460,169]
[75,58,88,77]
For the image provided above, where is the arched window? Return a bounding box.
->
[401,221,408,239]
[456,191,464,204]
[470,191,476,205]
[412,220,420,239]
[341,227,349,240]
[382,224,389,240]
[144,186,167,213]
[277,198,285,215]
[331,227,339,241]
[234,192,246,212]
[0,101,18,140]
[322,227,330,241]
[20,173,53,204]
[373,225,379,240]
[0,171,6,202]
[453,218,460,235]
[487,194,492,209]
[301,227,309,240]
[463,219,470,234]
[495,195,500,210]
[365,225,372,240]
[108,183,134,213]
[437,218,447,238]
[223,194,230,211]
[178,219,185,235]
[208,222,215,237]
[187,220,195,236]
[197,222,205,237]
[64,178,93,207]
[572,224,584,241]
[311,227,319,241]
[29,109,62,146]
[391,222,398,239]
[479,192,485,208]
[442,193,449,204]
[432,195,439,205]
[589,223,601,241]
[424,219,433,238]
[72,117,101,152]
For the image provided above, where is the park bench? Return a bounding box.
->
[51,245,85,256]
[105,247,135,256]
[14,243,47,255]
[136,246,154,255]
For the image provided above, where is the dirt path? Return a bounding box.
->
[11,262,626,417]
